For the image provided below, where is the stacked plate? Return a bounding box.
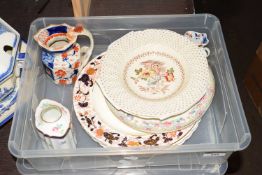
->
[73,29,215,147]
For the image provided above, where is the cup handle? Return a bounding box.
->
[75,28,94,71]
[203,47,210,57]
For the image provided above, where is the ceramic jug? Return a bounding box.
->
[34,24,94,85]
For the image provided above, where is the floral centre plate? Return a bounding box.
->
[73,54,200,147]
[97,29,209,119]
[108,67,215,133]
[125,50,185,100]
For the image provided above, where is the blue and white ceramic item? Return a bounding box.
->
[15,40,27,77]
[184,31,209,47]
[0,32,17,82]
[0,18,22,126]
[184,31,210,57]
[0,40,27,126]
[0,83,17,115]
[0,78,18,126]
[16,40,27,61]
[0,18,20,100]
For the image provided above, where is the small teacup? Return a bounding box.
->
[184,31,209,47]
[184,31,210,57]
[34,24,94,85]
[35,99,76,149]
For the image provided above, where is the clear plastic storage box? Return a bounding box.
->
[8,14,251,174]
[16,159,228,175]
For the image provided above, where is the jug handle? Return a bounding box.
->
[76,28,94,72]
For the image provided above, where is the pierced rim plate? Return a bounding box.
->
[97,29,209,119]
[107,67,215,133]
[73,54,200,147]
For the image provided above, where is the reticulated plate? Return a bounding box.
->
[97,29,209,119]
[73,54,200,147]
[107,67,215,133]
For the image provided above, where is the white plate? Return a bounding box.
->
[91,83,147,136]
[97,29,209,119]
[73,54,200,147]
[107,67,215,133]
